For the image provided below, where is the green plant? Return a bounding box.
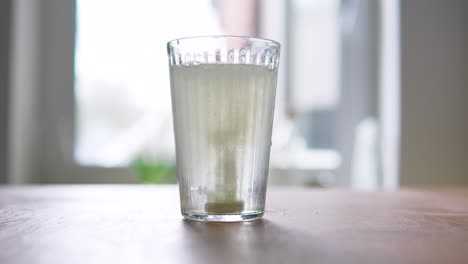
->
[131,156,177,184]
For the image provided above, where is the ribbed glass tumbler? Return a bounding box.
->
[167,36,280,222]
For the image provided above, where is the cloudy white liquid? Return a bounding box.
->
[170,63,277,217]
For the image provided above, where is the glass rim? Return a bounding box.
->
[167,35,281,48]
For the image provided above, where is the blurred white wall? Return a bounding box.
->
[400,0,468,186]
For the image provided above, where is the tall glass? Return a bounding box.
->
[167,36,280,222]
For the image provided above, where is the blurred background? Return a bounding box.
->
[0,0,467,188]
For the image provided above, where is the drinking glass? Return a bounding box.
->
[167,36,280,222]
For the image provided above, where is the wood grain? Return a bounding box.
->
[1,186,468,264]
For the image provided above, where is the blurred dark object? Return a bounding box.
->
[0,0,12,184]
[298,110,336,149]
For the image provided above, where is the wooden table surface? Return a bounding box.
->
[1,186,467,264]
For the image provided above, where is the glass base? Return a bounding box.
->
[182,210,264,222]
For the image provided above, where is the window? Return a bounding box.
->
[29,0,394,186]
[75,0,224,167]
[73,0,342,184]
